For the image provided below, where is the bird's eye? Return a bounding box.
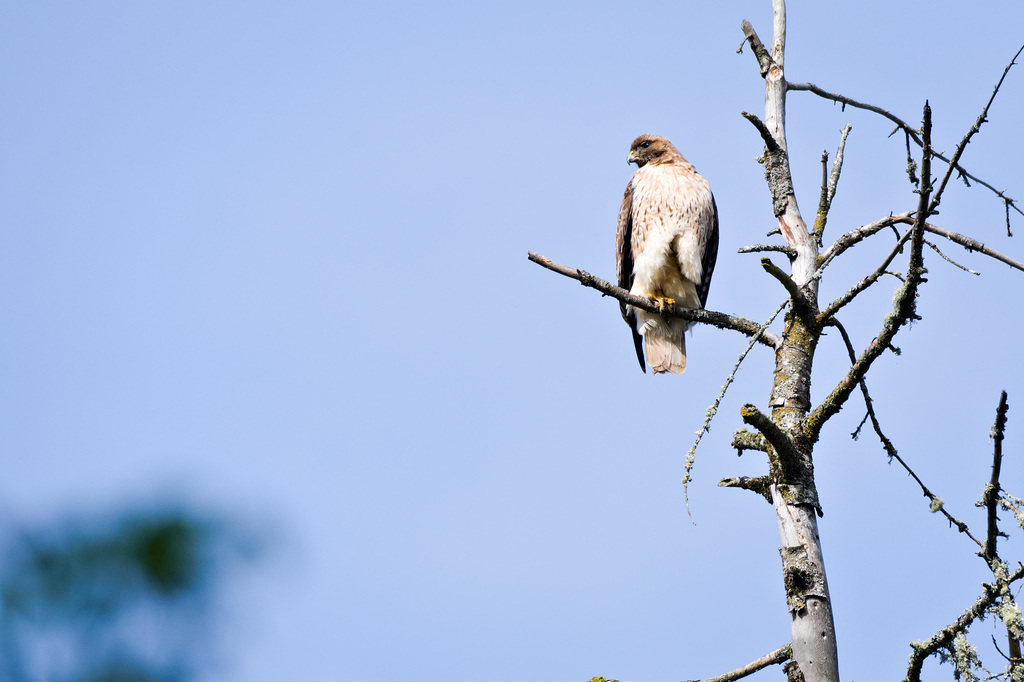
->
[639,141,652,149]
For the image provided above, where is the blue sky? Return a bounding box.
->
[2,2,1023,680]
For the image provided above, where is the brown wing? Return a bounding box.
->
[696,193,720,309]
[616,179,646,373]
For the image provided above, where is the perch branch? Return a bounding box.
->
[527,251,781,348]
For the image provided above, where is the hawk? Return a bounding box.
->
[616,134,719,374]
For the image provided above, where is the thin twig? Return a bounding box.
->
[904,131,919,185]
[527,251,782,349]
[929,43,1024,215]
[924,239,980,275]
[829,319,898,457]
[829,318,983,547]
[683,300,790,514]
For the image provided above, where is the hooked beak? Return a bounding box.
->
[627,149,640,166]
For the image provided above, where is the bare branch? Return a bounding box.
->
[930,43,1024,214]
[812,125,852,245]
[738,243,796,256]
[719,476,773,505]
[732,429,769,454]
[904,564,1024,682]
[830,319,898,455]
[923,223,1024,273]
[740,403,802,473]
[820,213,1023,281]
[788,81,920,141]
[527,251,782,349]
[685,643,792,682]
[821,212,915,263]
[825,127,852,210]
[818,228,914,324]
[739,19,773,77]
[818,151,828,214]
[933,43,1019,212]
[741,111,781,153]
[789,44,1024,228]
[983,391,1010,563]
[829,318,983,547]
[904,131,919,185]
[761,257,813,313]
[808,103,934,441]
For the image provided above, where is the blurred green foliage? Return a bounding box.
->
[0,507,258,682]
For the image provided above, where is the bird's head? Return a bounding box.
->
[627,134,682,167]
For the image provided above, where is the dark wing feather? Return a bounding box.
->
[616,179,646,373]
[696,193,720,309]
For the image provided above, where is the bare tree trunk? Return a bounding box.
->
[745,1,841,679]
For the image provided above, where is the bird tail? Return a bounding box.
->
[645,320,687,374]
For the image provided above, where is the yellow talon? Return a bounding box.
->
[650,295,676,315]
